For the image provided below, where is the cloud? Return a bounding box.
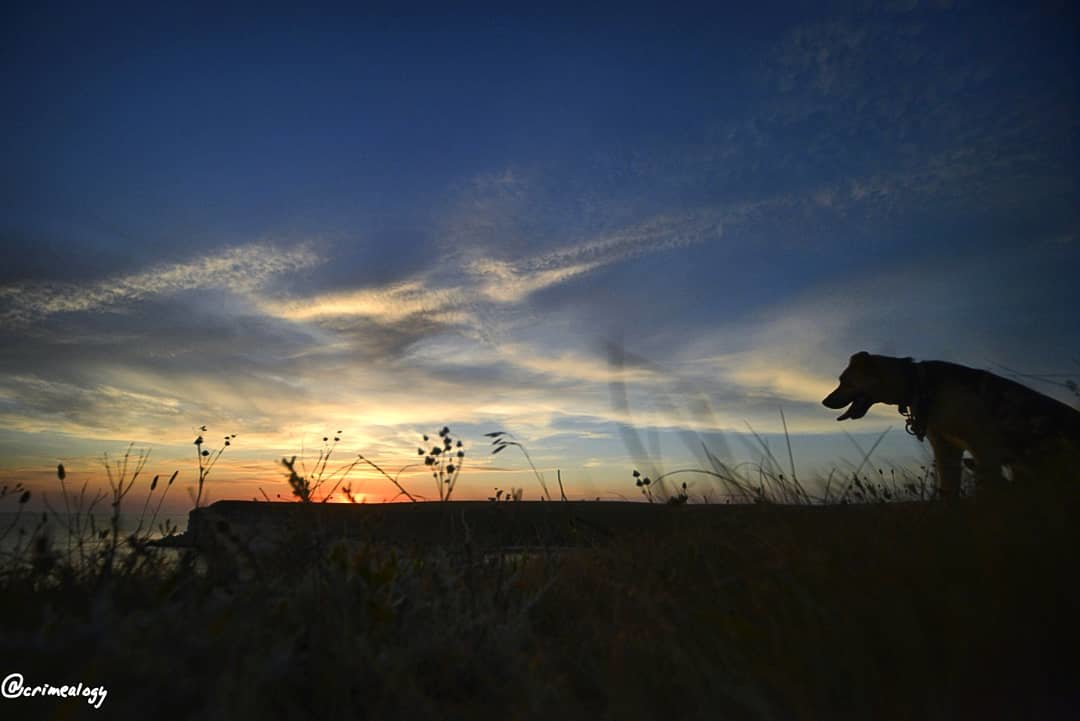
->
[6,234,1068,457]
[468,210,722,300]
[745,6,1076,228]
[0,241,322,327]
[0,374,187,438]
[496,344,662,385]
[678,242,1080,434]
[257,209,725,330]
[465,257,605,304]
[262,280,467,324]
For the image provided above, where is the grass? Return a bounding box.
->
[1,428,1078,720]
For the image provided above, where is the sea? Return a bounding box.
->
[0,511,191,555]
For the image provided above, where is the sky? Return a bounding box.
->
[1,0,1077,509]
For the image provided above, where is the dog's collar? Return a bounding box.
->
[899,359,929,441]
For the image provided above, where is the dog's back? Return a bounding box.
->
[919,360,1080,457]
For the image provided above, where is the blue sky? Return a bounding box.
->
[2,0,1077,505]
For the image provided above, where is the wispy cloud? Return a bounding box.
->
[496,344,662,385]
[262,280,468,324]
[466,210,722,302]
[258,209,724,327]
[0,242,322,327]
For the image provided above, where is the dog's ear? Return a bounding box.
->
[850,351,870,365]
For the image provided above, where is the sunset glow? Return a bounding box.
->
[2,2,1076,512]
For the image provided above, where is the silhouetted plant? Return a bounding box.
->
[344,427,470,502]
[630,471,688,504]
[356,454,419,502]
[193,426,236,508]
[40,462,106,569]
[280,432,366,503]
[99,444,149,579]
[0,482,32,551]
[339,483,361,503]
[668,481,689,505]
[423,426,465,501]
[486,431,563,500]
[281,455,312,502]
[3,447,182,590]
[632,469,655,502]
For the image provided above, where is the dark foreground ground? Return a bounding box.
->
[2,486,1079,721]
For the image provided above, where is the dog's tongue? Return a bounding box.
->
[836,395,871,421]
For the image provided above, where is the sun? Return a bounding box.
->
[326,492,366,504]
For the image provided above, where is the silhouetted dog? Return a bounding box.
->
[823,352,1080,497]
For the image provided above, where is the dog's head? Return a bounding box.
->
[822,351,881,421]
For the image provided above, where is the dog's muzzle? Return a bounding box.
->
[822,389,873,421]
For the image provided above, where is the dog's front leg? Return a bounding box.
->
[928,433,963,499]
[970,448,1006,492]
